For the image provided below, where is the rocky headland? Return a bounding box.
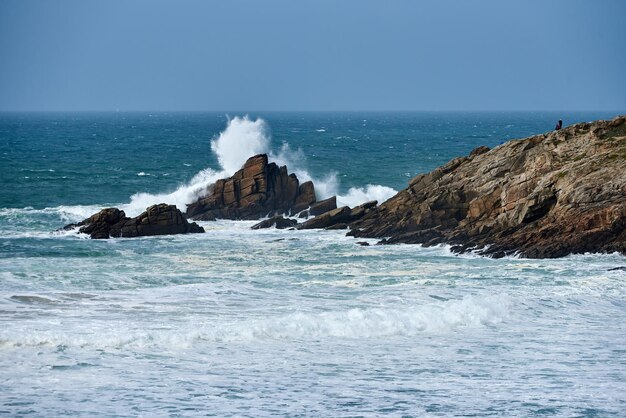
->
[348,115,626,258]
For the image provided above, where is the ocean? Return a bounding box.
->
[1,111,625,416]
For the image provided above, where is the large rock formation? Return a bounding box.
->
[349,116,626,258]
[64,204,204,239]
[186,154,317,220]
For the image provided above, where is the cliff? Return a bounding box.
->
[349,116,626,258]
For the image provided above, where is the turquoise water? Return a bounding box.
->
[1,112,625,416]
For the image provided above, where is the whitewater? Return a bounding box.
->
[1,111,625,416]
[125,115,397,217]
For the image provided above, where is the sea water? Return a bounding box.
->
[1,111,625,416]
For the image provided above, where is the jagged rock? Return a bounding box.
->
[349,116,626,258]
[349,200,378,220]
[63,204,204,239]
[186,154,317,220]
[251,216,298,230]
[309,196,337,216]
[297,200,379,230]
[298,206,352,230]
[292,181,316,214]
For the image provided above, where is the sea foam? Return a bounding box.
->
[124,116,396,217]
[0,294,509,350]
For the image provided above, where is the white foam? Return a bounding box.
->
[0,294,509,349]
[124,167,224,217]
[337,184,397,207]
[117,115,397,215]
[210,115,270,175]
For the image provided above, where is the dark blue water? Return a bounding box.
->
[1,111,618,209]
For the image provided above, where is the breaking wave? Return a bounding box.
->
[0,294,509,350]
[123,115,396,216]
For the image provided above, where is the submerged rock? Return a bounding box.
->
[349,116,626,258]
[186,154,317,220]
[63,204,204,239]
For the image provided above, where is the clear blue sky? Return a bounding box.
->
[1,0,624,111]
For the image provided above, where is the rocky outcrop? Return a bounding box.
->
[299,200,378,230]
[64,204,204,239]
[349,116,626,258]
[309,197,338,216]
[186,154,317,220]
[251,216,298,230]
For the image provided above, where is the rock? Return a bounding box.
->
[63,204,204,239]
[292,181,316,214]
[470,145,490,157]
[356,241,371,246]
[349,115,626,258]
[251,216,298,230]
[298,206,352,230]
[63,207,126,239]
[296,200,379,231]
[349,200,378,220]
[309,196,337,216]
[186,154,317,220]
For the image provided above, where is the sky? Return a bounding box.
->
[0,0,625,111]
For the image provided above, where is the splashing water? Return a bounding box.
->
[210,115,271,175]
[124,115,396,216]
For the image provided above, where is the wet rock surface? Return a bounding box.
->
[298,201,378,230]
[251,216,298,230]
[63,204,204,239]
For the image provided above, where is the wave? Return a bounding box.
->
[337,184,397,207]
[0,294,509,350]
[123,115,397,216]
[1,116,398,223]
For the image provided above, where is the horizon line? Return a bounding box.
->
[1,109,625,114]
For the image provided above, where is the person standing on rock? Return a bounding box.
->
[555,119,563,130]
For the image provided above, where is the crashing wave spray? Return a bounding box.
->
[210,115,270,174]
[124,115,397,217]
[125,115,270,216]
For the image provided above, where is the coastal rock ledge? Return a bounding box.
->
[348,116,626,258]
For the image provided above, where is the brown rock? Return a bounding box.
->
[349,115,626,258]
[292,181,316,214]
[186,154,320,220]
[251,216,298,230]
[63,204,204,239]
[309,196,337,216]
[298,206,352,230]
